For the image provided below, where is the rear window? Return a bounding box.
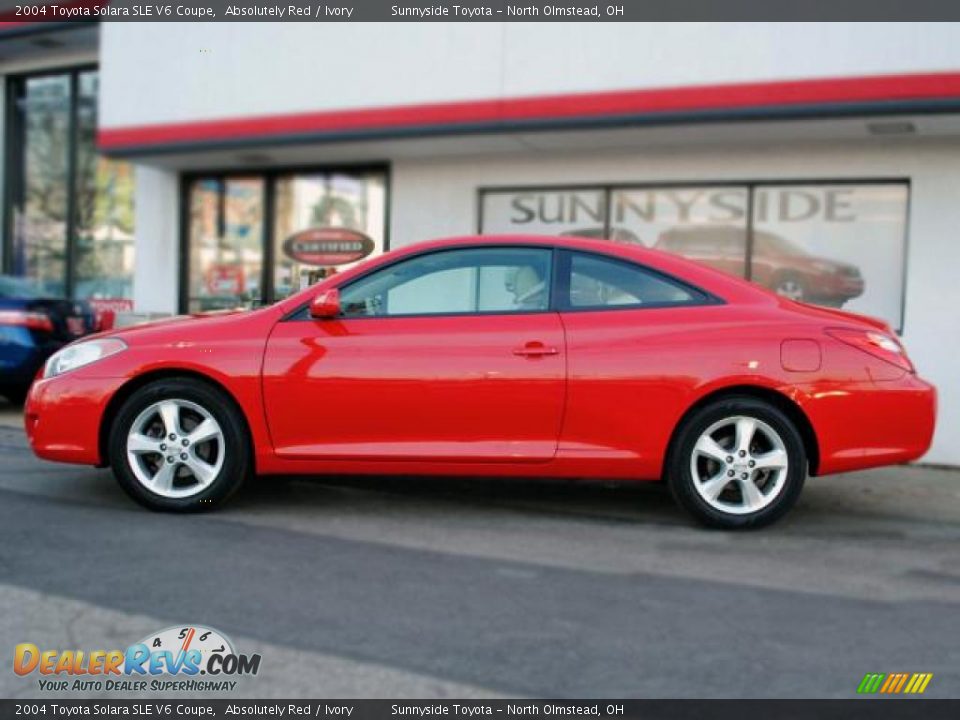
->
[567,252,707,309]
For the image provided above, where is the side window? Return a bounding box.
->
[566,252,704,309]
[339,247,552,317]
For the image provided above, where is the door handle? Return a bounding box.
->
[513,342,559,358]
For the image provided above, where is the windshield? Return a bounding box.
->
[0,275,44,299]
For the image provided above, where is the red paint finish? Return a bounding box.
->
[263,314,565,462]
[25,235,936,484]
[98,72,960,152]
[557,302,783,478]
[25,376,124,465]
[781,339,822,373]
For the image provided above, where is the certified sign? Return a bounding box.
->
[282,227,375,266]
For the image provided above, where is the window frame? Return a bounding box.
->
[286,243,718,321]
[555,249,719,313]
[287,244,558,321]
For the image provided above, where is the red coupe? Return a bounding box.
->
[24,236,935,528]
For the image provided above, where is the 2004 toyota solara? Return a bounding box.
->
[24,235,936,528]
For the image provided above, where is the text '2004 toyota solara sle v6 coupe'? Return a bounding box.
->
[25,235,936,528]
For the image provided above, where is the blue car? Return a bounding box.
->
[0,276,97,404]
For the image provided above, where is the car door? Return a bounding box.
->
[262,246,566,462]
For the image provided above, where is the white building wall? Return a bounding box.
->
[100,22,960,128]
[390,139,960,466]
[132,166,180,315]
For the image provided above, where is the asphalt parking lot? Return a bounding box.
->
[1,399,959,700]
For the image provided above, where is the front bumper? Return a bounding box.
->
[25,374,126,465]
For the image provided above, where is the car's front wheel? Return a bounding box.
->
[666,396,806,529]
[108,378,251,511]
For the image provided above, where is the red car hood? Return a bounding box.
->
[94,308,273,345]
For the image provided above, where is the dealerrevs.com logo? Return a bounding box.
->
[13,625,261,693]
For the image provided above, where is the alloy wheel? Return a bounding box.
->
[689,415,789,515]
[126,398,225,498]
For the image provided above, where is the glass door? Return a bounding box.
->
[185,177,265,312]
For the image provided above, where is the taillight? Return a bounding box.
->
[826,327,914,373]
[0,310,53,332]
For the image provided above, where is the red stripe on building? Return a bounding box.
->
[98,72,960,151]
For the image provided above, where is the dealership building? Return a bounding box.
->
[1,21,959,465]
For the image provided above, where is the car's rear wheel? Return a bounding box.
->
[666,396,806,529]
[108,378,250,511]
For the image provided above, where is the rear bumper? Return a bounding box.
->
[802,373,937,475]
[24,374,125,465]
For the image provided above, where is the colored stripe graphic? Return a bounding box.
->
[880,674,898,693]
[911,673,934,694]
[98,71,960,154]
[858,672,932,694]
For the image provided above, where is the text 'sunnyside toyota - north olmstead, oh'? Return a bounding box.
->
[24,236,936,528]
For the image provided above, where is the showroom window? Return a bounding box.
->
[186,176,266,312]
[480,182,909,330]
[3,68,136,309]
[183,167,387,313]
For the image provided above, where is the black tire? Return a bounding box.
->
[108,377,251,512]
[666,396,806,529]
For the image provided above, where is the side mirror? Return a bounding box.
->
[309,288,341,319]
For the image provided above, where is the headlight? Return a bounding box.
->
[44,338,127,378]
